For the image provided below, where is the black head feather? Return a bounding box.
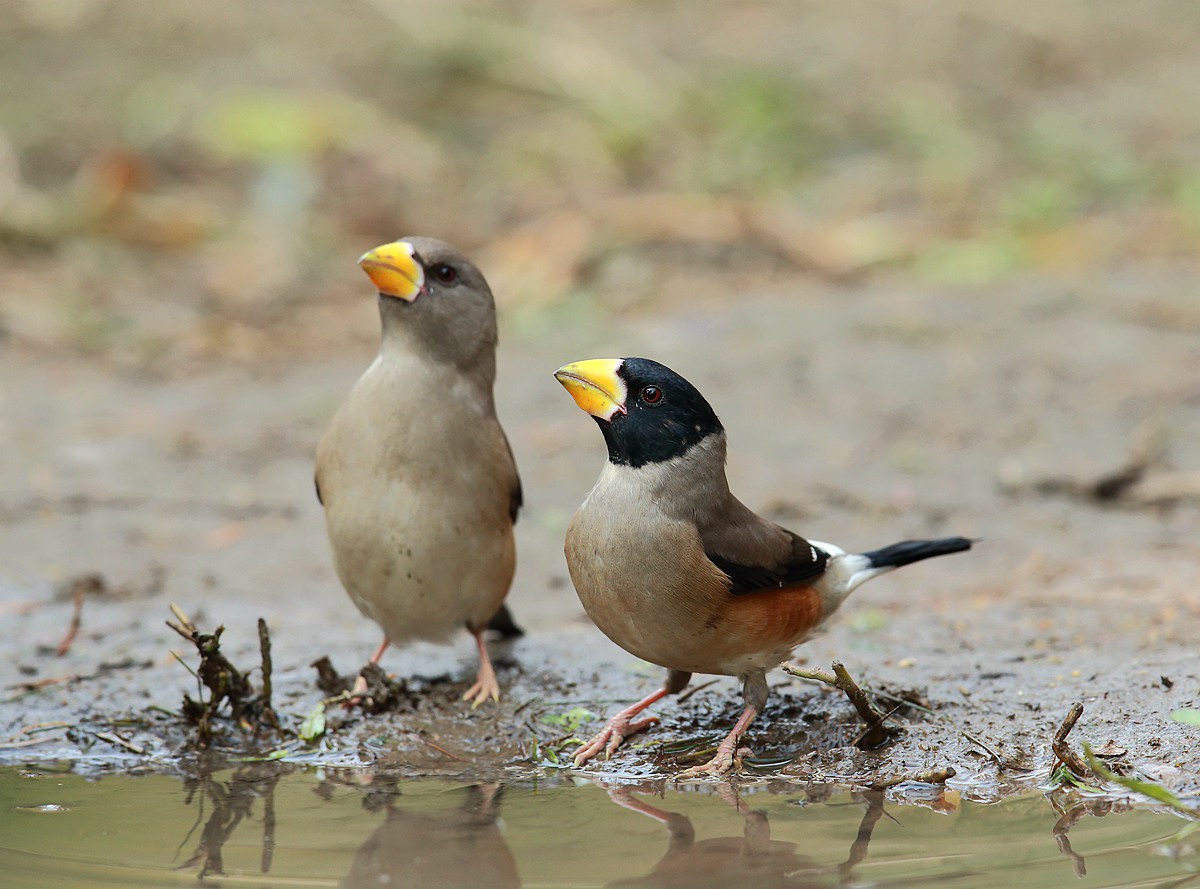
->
[598,358,723,467]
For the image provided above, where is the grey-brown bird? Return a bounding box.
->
[342,785,520,889]
[554,357,973,776]
[315,237,522,706]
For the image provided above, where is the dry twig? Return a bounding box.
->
[1002,425,1200,507]
[961,729,1004,764]
[1052,702,1091,779]
[869,766,956,790]
[676,678,721,704]
[781,660,898,748]
[166,604,280,748]
[408,732,467,762]
[54,573,105,656]
[93,730,145,754]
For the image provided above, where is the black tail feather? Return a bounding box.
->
[485,603,525,639]
[863,537,975,569]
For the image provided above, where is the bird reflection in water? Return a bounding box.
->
[172,768,946,888]
[604,783,887,889]
[341,782,520,889]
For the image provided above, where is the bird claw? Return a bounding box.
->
[462,665,501,708]
[675,745,750,781]
[574,713,660,767]
[340,674,371,709]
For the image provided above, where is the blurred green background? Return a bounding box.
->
[1,0,1198,373]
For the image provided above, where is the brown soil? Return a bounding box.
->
[4,273,1199,799]
[1,0,1198,802]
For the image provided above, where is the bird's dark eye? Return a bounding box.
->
[640,385,663,405]
[431,263,458,285]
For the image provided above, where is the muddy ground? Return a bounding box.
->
[4,267,1199,798]
[1,1,1199,802]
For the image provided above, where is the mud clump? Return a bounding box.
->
[168,605,281,749]
[311,656,421,714]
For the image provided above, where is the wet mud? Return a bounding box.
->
[4,280,1199,807]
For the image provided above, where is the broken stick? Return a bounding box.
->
[1052,702,1092,779]
[781,660,896,747]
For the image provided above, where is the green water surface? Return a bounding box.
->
[1,766,1195,888]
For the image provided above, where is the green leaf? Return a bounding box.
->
[1170,708,1200,727]
[1083,743,1199,816]
[299,703,326,743]
[540,707,597,734]
[1048,763,1105,794]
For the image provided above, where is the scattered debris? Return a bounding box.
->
[654,735,725,768]
[311,656,350,697]
[310,657,418,714]
[539,706,596,737]
[39,566,168,658]
[408,732,467,762]
[53,573,105,656]
[92,730,145,754]
[1083,745,1200,817]
[348,662,410,712]
[676,678,721,704]
[961,729,1006,765]
[873,688,934,715]
[530,706,596,764]
[166,604,281,748]
[869,766,957,790]
[2,658,154,705]
[0,721,73,750]
[4,674,84,701]
[1092,740,1128,759]
[1000,427,1200,508]
[781,661,899,748]
[1051,702,1092,781]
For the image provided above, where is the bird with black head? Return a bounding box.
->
[555,356,973,777]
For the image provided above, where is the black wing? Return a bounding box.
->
[708,532,829,596]
[500,429,523,525]
[494,431,524,638]
[508,475,523,525]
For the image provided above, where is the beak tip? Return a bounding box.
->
[358,241,422,300]
[553,358,626,420]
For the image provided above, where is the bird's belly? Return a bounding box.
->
[583,589,819,677]
[566,510,824,677]
[323,475,514,644]
[565,516,741,676]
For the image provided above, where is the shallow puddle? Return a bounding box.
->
[2,765,1196,888]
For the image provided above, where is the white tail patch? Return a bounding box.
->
[810,540,896,617]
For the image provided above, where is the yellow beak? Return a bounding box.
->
[554,358,627,421]
[358,240,425,301]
